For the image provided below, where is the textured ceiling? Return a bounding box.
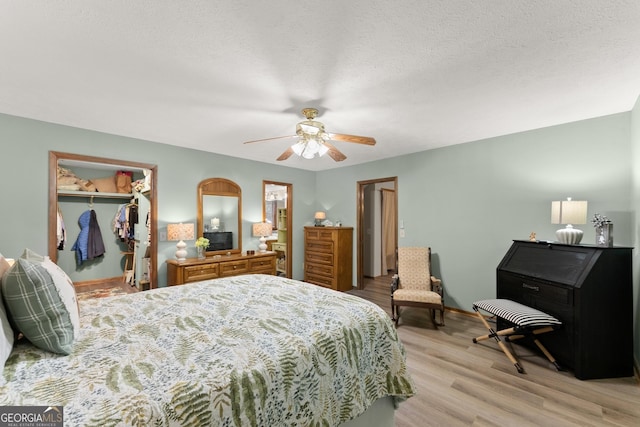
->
[1,1,640,171]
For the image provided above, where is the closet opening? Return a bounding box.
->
[48,151,158,290]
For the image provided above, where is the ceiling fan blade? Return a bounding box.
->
[324,142,347,162]
[243,135,296,144]
[328,133,376,146]
[276,147,294,161]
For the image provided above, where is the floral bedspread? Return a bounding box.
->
[1,274,414,426]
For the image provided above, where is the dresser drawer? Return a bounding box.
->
[305,273,334,289]
[249,256,275,274]
[306,239,334,254]
[219,259,249,277]
[305,262,334,277]
[305,228,337,241]
[305,250,334,266]
[184,263,219,283]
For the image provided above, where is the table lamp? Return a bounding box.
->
[252,222,272,252]
[314,211,326,227]
[167,222,195,260]
[551,198,587,244]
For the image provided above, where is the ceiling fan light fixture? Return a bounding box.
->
[291,136,329,159]
[298,121,323,136]
[244,107,375,163]
[317,142,329,157]
[291,141,306,156]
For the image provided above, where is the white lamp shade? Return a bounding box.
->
[252,222,272,237]
[252,222,272,253]
[551,200,587,225]
[551,199,587,244]
[167,223,195,260]
[167,223,195,241]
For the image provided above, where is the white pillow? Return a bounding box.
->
[0,297,13,369]
[0,253,11,280]
[20,249,80,338]
[0,252,15,369]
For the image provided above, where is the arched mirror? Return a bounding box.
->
[197,178,242,256]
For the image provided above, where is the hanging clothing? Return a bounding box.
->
[113,202,138,243]
[72,210,105,265]
[128,204,138,240]
[56,207,66,250]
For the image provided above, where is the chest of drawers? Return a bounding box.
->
[166,252,276,286]
[304,226,353,291]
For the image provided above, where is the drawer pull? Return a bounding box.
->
[522,283,539,292]
[233,265,237,269]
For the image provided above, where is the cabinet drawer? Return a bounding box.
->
[184,263,219,283]
[498,272,572,307]
[305,273,334,289]
[305,250,333,266]
[219,259,249,277]
[249,257,275,273]
[271,242,286,251]
[306,228,336,241]
[305,262,334,277]
[306,240,334,254]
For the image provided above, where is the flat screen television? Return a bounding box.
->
[203,231,233,251]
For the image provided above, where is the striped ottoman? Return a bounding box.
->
[472,299,562,374]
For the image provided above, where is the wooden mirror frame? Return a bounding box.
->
[262,180,293,278]
[48,151,158,288]
[197,178,242,256]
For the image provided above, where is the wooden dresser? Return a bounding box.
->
[166,252,276,286]
[304,226,353,291]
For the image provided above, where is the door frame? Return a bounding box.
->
[262,180,293,278]
[356,176,398,290]
[49,151,158,288]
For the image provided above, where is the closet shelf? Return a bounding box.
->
[57,190,133,199]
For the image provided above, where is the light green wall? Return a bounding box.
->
[0,113,316,286]
[317,111,634,350]
[1,106,638,367]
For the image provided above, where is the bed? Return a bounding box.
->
[1,273,414,426]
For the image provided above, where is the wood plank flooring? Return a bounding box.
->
[348,275,640,427]
[74,277,139,296]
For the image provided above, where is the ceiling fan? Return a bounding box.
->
[243,108,376,162]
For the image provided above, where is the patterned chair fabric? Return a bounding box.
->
[391,247,444,328]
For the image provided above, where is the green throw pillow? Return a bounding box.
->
[1,258,75,354]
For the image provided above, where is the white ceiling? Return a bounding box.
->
[2,1,640,171]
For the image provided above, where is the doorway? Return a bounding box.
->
[356,177,398,290]
[263,181,293,278]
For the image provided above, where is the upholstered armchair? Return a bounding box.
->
[391,247,444,328]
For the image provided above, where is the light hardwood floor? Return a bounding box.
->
[348,275,640,427]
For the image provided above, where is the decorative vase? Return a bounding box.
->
[595,223,613,247]
[196,246,205,259]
